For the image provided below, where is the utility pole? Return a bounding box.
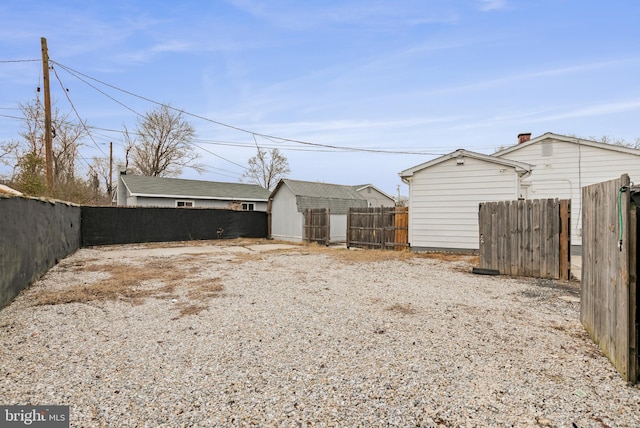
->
[109,141,113,199]
[41,37,54,196]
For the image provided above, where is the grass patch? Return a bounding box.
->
[33,260,223,308]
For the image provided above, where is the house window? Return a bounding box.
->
[242,203,255,211]
[176,200,194,208]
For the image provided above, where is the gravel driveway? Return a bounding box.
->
[0,240,638,427]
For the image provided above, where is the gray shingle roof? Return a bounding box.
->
[279,179,368,214]
[121,175,270,200]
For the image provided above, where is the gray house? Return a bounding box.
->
[269,179,368,243]
[116,174,270,211]
[351,184,396,207]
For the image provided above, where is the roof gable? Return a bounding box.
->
[352,184,395,201]
[399,149,532,179]
[278,179,366,200]
[494,132,640,158]
[120,175,270,201]
[271,179,368,214]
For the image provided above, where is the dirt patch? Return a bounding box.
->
[385,303,417,315]
[33,260,223,309]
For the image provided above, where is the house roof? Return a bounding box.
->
[351,184,395,201]
[494,132,640,157]
[120,175,270,201]
[271,179,368,214]
[399,149,532,180]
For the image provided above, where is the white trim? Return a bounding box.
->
[129,192,268,202]
[494,132,640,157]
[399,149,532,181]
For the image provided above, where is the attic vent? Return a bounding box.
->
[542,142,553,157]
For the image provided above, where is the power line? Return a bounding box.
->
[51,60,443,156]
[50,64,108,158]
[0,59,40,63]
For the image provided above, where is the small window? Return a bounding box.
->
[242,203,255,211]
[176,200,194,208]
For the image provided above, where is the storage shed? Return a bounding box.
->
[269,179,368,243]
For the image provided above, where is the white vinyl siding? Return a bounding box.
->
[408,156,519,250]
[497,139,640,245]
[270,186,304,242]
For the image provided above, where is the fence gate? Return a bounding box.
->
[581,174,638,383]
[303,208,330,246]
[478,198,571,280]
[347,206,409,250]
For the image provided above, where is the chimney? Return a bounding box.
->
[518,133,532,144]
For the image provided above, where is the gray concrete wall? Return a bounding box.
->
[0,196,81,309]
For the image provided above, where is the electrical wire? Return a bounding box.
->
[0,59,40,63]
[51,60,443,156]
[51,64,108,158]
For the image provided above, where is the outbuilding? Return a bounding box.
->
[269,179,368,243]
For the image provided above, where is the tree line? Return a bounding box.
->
[0,97,289,204]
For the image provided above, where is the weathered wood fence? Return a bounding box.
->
[478,198,571,280]
[347,207,409,250]
[303,208,330,246]
[581,174,638,382]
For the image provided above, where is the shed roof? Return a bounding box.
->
[272,179,368,214]
[120,175,270,201]
[399,149,532,180]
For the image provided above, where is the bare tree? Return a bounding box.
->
[90,156,115,199]
[243,147,290,190]
[128,105,201,177]
[9,96,90,199]
[0,140,19,167]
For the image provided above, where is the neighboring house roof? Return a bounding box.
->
[271,179,368,214]
[0,184,23,196]
[494,132,640,157]
[351,184,396,201]
[399,149,532,180]
[120,175,270,201]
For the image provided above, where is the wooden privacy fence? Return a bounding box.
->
[581,174,638,382]
[303,208,330,246]
[347,206,409,250]
[478,198,571,280]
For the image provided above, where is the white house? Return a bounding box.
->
[351,184,396,207]
[269,179,368,243]
[116,174,270,211]
[399,132,640,252]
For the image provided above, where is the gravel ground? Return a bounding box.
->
[0,240,639,427]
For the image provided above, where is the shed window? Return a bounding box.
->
[176,200,194,208]
[242,203,255,211]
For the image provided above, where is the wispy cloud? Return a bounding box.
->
[418,58,640,96]
[530,99,640,123]
[479,0,507,12]
[227,0,459,31]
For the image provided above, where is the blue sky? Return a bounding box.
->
[1,0,639,196]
